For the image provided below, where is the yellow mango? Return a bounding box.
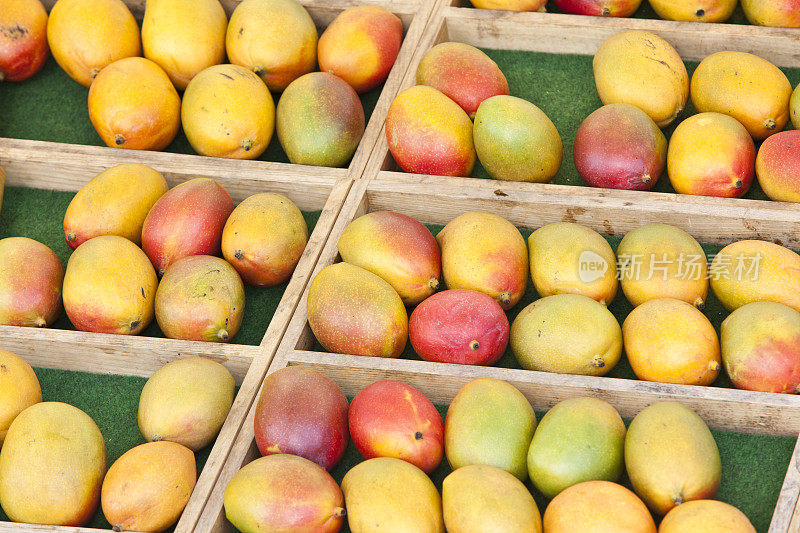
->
[659,500,756,533]
[0,349,41,444]
[543,481,656,533]
[649,0,737,22]
[791,83,799,130]
[471,0,546,10]
[0,165,4,213]
[742,0,800,27]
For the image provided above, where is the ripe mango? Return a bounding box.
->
[473,95,563,183]
[307,263,407,357]
[416,42,509,118]
[386,85,476,176]
[625,401,721,515]
[138,357,235,451]
[64,163,168,248]
[142,0,227,90]
[659,500,756,533]
[141,178,234,275]
[0,237,63,327]
[318,6,403,94]
[710,240,800,312]
[470,0,546,11]
[101,441,196,533]
[543,481,656,533]
[225,454,344,533]
[47,0,140,87]
[553,0,643,16]
[510,294,622,375]
[574,103,666,190]
[443,465,542,533]
[254,365,349,471]
[617,223,708,308]
[593,30,688,128]
[226,0,317,92]
[756,130,800,202]
[792,84,799,129]
[349,380,443,474]
[691,52,792,140]
[623,298,721,385]
[63,235,157,335]
[0,349,41,445]
[341,457,444,533]
[721,301,800,393]
[88,57,181,151]
[0,165,4,212]
[743,0,800,26]
[182,64,275,159]
[438,211,528,309]
[445,378,536,480]
[527,397,625,499]
[0,402,106,526]
[649,0,736,21]
[0,0,48,82]
[528,222,618,304]
[222,193,307,287]
[337,211,440,305]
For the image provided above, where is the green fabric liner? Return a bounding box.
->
[0,186,322,345]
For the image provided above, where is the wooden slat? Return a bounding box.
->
[774,436,800,532]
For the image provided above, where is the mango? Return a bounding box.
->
[409,289,509,365]
[416,42,509,118]
[0,402,106,526]
[691,52,792,140]
[529,222,618,304]
[756,130,800,202]
[553,0,643,16]
[64,163,168,248]
[222,193,308,287]
[527,397,625,499]
[349,380,443,474]
[101,441,196,533]
[141,178,234,275]
[226,0,317,92]
[0,237,63,327]
[438,211,528,309]
[710,240,800,312]
[659,500,756,533]
[155,255,244,342]
[443,465,542,533]
[0,0,48,82]
[474,95,563,183]
[721,301,800,393]
[0,165,4,212]
[511,294,623,375]
[307,262,408,357]
[88,57,181,151]
[138,357,235,451]
[575,103,666,190]
[47,0,140,87]
[182,64,275,159]
[0,349,41,444]
[649,0,736,21]
[341,457,444,533]
[318,6,403,94]
[470,0,546,11]
[225,454,344,533]
[254,365,349,471]
[792,84,799,129]
[142,0,227,90]
[445,378,536,480]
[338,211,440,305]
[742,0,800,26]
[543,481,656,533]
[625,401,721,514]
[623,298,721,385]
[593,30,688,128]
[63,235,157,335]
[386,85,476,176]
[617,223,708,308]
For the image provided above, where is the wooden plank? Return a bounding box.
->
[773,436,800,532]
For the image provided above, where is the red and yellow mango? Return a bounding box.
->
[0,0,48,82]
[742,0,800,27]
[0,237,63,327]
[648,0,737,22]
[755,130,800,203]
[553,0,642,16]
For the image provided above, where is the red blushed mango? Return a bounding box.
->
[254,366,349,471]
[337,211,441,305]
[756,130,800,203]
[318,6,402,94]
[471,0,546,11]
[141,178,234,276]
[416,42,509,118]
[0,0,48,82]
[742,0,800,27]
[667,113,755,198]
[574,103,666,191]
[553,0,642,16]
[349,380,444,474]
[409,289,509,366]
[0,237,63,327]
[386,85,476,177]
